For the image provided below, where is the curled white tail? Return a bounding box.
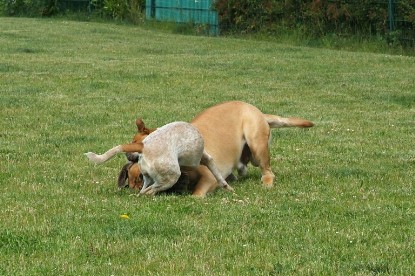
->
[85,145,123,164]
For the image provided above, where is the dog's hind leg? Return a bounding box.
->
[200,152,234,192]
[244,123,275,187]
[247,142,274,187]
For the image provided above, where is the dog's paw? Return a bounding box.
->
[140,186,157,196]
[223,183,235,193]
[237,163,248,177]
[226,173,238,182]
[85,152,105,164]
[261,174,274,187]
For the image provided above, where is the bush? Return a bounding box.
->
[1,0,145,24]
[92,0,144,23]
[2,0,58,16]
[214,0,415,45]
[215,0,286,33]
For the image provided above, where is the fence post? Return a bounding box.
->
[388,0,395,32]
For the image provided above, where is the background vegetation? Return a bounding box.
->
[216,0,415,36]
[1,17,414,274]
[1,0,415,50]
[0,0,145,22]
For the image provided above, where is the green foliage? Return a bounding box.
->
[215,0,286,33]
[214,0,415,46]
[1,0,58,16]
[0,0,145,23]
[95,0,145,24]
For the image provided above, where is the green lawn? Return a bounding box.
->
[1,17,414,274]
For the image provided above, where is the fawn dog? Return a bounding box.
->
[118,101,314,196]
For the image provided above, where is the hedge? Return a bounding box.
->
[0,0,145,23]
[214,0,415,44]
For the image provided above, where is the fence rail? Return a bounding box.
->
[145,0,219,35]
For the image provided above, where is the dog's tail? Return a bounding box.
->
[264,114,314,128]
[85,143,144,164]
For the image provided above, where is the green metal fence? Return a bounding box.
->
[145,0,219,35]
[386,0,414,45]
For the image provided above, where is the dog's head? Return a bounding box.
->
[119,118,155,189]
[117,162,142,190]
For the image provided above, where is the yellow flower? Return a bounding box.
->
[120,214,130,219]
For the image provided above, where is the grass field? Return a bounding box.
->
[1,17,414,274]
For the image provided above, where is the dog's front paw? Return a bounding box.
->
[223,183,234,193]
[85,152,105,164]
[237,163,247,177]
[140,186,157,196]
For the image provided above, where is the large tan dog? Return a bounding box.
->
[118,101,313,196]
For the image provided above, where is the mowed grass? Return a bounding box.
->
[1,17,414,274]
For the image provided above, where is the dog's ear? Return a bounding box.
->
[117,162,131,189]
[136,118,151,134]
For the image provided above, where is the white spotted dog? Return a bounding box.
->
[85,121,233,195]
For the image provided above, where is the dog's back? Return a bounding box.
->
[142,122,205,168]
